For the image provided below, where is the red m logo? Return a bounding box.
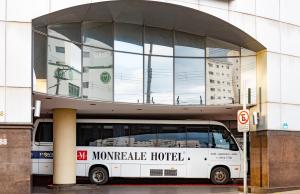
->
[77,150,87,160]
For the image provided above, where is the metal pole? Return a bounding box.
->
[146,43,153,103]
[243,80,248,194]
[243,131,247,194]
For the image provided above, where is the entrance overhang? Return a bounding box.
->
[33,92,246,120]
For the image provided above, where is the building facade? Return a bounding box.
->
[1,0,300,193]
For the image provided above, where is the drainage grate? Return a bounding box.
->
[150,169,163,176]
[164,169,177,176]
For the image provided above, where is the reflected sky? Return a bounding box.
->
[144,56,173,104]
[114,52,143,103]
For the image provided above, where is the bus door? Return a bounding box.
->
[33,122,53,175]
[208,125,241,178]
[186,126,210,178]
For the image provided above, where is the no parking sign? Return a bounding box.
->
[237,109,250,132]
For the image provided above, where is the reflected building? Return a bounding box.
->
[34,23,253,106]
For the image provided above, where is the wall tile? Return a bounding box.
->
[0,0,5,21]
[6,0,49,22]
[267,103,281,130]
[165,0,199,10]
[256,0,279,20]
[5,22,31,87]
[281,104,300,131]
[199,0,228,10]
[229,0,255,15]
[229,11,256,38]
[281,55,300,104]
[0,87,5,122]
[267,52,281,103]
[5,87,31,123]
[199,5,228,22]
[280,0,300,26]
[50,0,91,12]
[280,23,300,57]
[0,21,5,86]
[256,17,280,53]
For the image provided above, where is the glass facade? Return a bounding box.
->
[33,22,256,106]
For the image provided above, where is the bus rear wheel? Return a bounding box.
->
[210,167,230,185]
[89,167,109,185]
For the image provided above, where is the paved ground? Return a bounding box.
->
[32,176,241,194]
[32,176,300,194]
[33,184,240,194]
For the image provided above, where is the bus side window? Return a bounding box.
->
[157,125,186,148]
[211,125,238,151]
[76,123,101,146]
[35,122,53,143]
[130,125,157,147]
[186,126,209,148]
[100,124,130,147]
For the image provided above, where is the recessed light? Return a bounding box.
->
[90,103,96,106]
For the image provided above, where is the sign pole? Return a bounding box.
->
[243,130,247,194]
[243,80,248,194]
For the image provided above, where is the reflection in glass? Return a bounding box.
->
[36,22,256,106]
[175,58,205,105]
[47,37,82,97]
[175,31,205,57]
[144,27,173,56]
[157,126,186,148]
[82,22,113,49]
[186,127,209,148]
[48,23,81,42]
[206,37,240,57]
[115,23,143,53]
[114,53,143,103]
[206,57,241,105]
[144,56,173,104]
[114,23,143,103]
[82,46,113,101]
[130,125,157,147]
[33,29,47,93]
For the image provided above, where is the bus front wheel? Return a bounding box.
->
[89,167,109,185]
[210,167,230,185]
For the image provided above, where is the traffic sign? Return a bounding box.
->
[238,109,250,132]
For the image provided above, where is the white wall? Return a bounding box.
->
[1,0,300,129]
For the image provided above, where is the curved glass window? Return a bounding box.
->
[144,27,173,56]
[175,58,205,105]
[174,32,205,105]
[48,24,81,43]
[144,56,173,104]
[206,57,240,105]
[82,46,113,101]
[47,37,82,97]
[82,22,113,49]
[114,23,143,103]
[34,22,255,106]
[175,31,205,57]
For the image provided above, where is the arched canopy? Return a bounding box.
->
[32,0,265,52]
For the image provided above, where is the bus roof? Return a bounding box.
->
[34,118,227,128]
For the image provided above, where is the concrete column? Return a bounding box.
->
[53,108,76,185]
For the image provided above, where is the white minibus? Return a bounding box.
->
[32,119,243,185]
